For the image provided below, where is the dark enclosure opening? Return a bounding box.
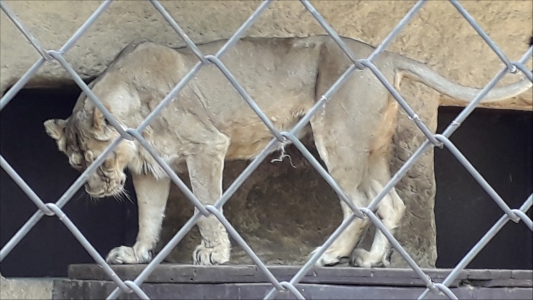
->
[1,87,531,277]
[434,106,532,270]
[0,87,138,277]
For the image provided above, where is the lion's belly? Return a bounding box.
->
[223,107,310,160]
[226,139,272,160]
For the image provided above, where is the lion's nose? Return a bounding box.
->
[119,178,125,186]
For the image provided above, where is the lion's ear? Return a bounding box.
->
[44,119,66,140]
[91,104,113,141]
[92,104,110,131]
[44,119,67,152]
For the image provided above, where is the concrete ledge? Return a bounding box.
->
[54,280,533,300]
[1,276,54,300]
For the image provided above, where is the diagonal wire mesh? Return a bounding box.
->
[1,0,532,299]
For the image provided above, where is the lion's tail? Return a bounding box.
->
[393,55,532,103]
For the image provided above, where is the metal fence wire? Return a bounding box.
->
[1,0,532,299]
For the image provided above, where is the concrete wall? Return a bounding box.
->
[1,1,531,269]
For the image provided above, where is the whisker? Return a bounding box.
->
[119,192,127,203]
[122,189,134,204]
[117,189,129,204]
[70,188,87,203]
[113,193,124,203]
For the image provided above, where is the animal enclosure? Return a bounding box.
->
[1,0,532,299]
[1,88,532,276]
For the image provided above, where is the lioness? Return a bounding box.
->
[44,36,531,267]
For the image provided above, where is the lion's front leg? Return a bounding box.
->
[106,173,170,264]
[187,147,230,266]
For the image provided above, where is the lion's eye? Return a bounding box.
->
[71,162,84,171]
[69,154,82,166]
[103,159,114,169]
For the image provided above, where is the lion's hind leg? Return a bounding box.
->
[309,112,374,267]
[352,176,405,268]
[311,190,371,266]
[309,40,397,266]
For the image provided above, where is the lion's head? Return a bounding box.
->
[44,105,136,198]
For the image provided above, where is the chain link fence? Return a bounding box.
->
[1,0,532,299]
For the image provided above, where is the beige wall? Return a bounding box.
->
[1,1,531,101]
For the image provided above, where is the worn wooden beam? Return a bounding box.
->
[67,264,533,288]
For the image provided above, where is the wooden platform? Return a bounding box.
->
[53,264,533,299]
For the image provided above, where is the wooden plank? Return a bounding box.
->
[53,279,533,300]
[68,264,532,288]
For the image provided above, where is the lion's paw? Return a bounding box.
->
[106,245,152,264]
[192,242,230,265]
[351,248,390,268]
[311,247,348,267]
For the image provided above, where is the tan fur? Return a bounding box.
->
[44,36,530,267]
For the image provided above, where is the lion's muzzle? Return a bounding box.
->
[84,171,126,198]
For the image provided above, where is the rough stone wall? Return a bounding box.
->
[1,1,531,268]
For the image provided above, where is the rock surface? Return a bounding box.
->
[1,1,531,268]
